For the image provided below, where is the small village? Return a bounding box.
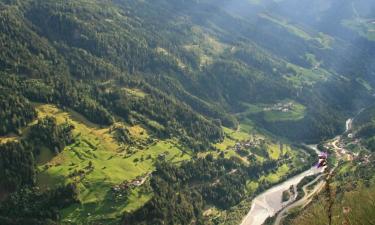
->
[322,132,373,164]
[263,102,294,113]
[232,137,269,159]
[112,173,150,194]
[322,137,356,161]
[234,138,265,152]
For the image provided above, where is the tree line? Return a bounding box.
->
[122,155,284,224]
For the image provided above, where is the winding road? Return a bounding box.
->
[240,166,323,225]
[273,175,325,225]
[240,118,353,225]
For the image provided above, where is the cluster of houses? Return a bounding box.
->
[234,138,264,152]
[337,148,355,161]
[112,174,150,193]
[263,102,294,113]
[324,139,357,161]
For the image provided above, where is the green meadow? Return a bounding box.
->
[259,13,333,49]
[31,104,306,224]
[239,100,306,122]
[34,104,191,224]
[263,103,306,122]
[283,63,332,87]
[343,18,375,41]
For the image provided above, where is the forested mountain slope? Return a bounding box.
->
[0,0,375,224]
[1,0,374,142]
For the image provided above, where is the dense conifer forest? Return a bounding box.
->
[0,0,375,224]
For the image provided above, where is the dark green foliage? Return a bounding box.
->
[0,0,373,144]
[0,4,64,78]
[0,217,57,225]
[99,84,224,150]
[357,124,375,138]
[353,106,375,128]
[249,83,362,142]
[295,174,319,200]
[28,116,74,154]
[122,155,282,224]
[201,173,246,209]
[0,184,79,224]
[130,93,223,150]
[0,141,35,191]
[122,157,236,225]
[0,0,374,224]
[351,105,375,151]
[112,125,133,145]
[0,88,36,135]
[123,177,205,225]
[22,79,55,103]
[282,189,291,202]
[363,137,375,152]
[0,74,114,126]
[48,78,114,125]
[201,60,292,107]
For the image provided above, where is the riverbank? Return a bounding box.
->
[273,174,324,225]
[240,118,353,225]
[240,163,323,225]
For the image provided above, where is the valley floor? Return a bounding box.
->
[2,103,309,224]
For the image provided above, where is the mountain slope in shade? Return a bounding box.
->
[0,0,374,224]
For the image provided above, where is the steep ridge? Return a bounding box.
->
[0,0,375,224]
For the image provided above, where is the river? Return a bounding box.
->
[345,118,353,132]
[240,119,352,225]
[240,163,323,225]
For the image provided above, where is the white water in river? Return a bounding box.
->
[345,118,353,132]
[240,164,323,225]
[240,118,353,225]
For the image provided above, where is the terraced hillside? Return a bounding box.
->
[0,0,375,224]
[0,102,311,224]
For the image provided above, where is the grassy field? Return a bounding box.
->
[189,118,307,225]
[290,161,375,225]
[210,126,260,164]
[262,164,290,183]
[268,143,283,160]
[0,134,19,144]
[26,104,307,224]
[212,139,305,225]
[156,47,187,69]
[239,100,306,122]
[122,88,147,98]
[259,13,333,49]
[259,13,311,40]
[210,124,294,165]
[246,181,259,194]
[183,26,228,67]
[33,104,191,224]
[263,102,306,122]
[283,63,331,87]
[343,18,375,41]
